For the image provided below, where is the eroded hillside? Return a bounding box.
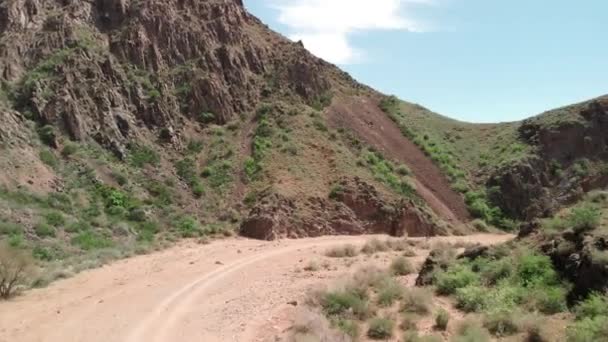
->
[0,0,472,284]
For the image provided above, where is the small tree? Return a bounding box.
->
[0,243,34,299]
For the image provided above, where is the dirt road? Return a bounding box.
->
[0,234,513,342]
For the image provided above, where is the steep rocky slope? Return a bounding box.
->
[382,95,608,227]
[0,0,472,278]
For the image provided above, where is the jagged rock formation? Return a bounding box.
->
[488,97,608,220]
[240,177,443,240]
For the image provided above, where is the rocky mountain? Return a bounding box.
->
[0,0,606,280]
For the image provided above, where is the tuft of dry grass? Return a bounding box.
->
[390,257,415,276]
[325,244,359,258]
[401,288,433,315]
[361,238,390,255]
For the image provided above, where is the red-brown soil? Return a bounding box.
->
[327,96,471,223]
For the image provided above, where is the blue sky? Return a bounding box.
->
[245,0,608,123]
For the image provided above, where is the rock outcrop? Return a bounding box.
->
[488,98,608,220]
[240,177,444,240]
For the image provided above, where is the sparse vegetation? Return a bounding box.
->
[367,317,394,340]
[390,256,414,276]
[435,308,450,331]
[0,243,35,299]
[325,244,358,258]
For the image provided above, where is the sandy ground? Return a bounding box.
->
[0,234,513,342]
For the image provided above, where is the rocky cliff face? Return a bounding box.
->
[0,0,334,157]
[488,97,608,220]
[0,0,457,245]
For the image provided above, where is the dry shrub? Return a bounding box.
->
[401,288,433,315]
[325,244,359,258]
[361,238,389,255]
[0,243,35,299]
[292,307,352,342]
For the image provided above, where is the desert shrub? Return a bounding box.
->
[192,182,204,198]
[566,316,608,342]
[61,142,78,157]
[519,315,551,342]
[34,223,56,238]
[325,244,358,258]
[187,140,204,154]
[361,238,389,254]
[452,320,491,342]
[174,216,201,238]
[0,221,21,236]
[574,292,608,320]
[401,288,433,315]
[71,231,112,250]
[198,112,216,124]
[37,125,56,146]
[435,308,450,331]
[567,204,601,234]
[377,278,404,307]
[175,157,198,185]
[39,149,58,168]
[435,264,479,295]
[322,289,369,319]
[533,286,568,314]
[456,285,487,312]
[390,257,414,276]
[328,184,345,200]
[303,260,319,272]
[471,219,489,232]
[516,253,559,287]
[129,145,160,168]
[483,311,519,337]
[367,317,394,340]
[44,211,65,227]
[350,265,389,290]
[478,258,514,285]
[0,243,35,299]
[587,190,608,204]
[336,319,359,338]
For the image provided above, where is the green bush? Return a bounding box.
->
[197,111,216,124]
[435,264,479,295]
[34,223,56,238]
[453,320,491,342]
[175,158,198,185]
[567,204,601,234]
[566,316,608,342]
[71,231,112,250]
[516,253,559,287]
[533,286,567,314]
[322,289,369,319]
[192,181,204,198]
[435,308,450,331]
[336,319,359,339]
[39,150,58,168]
[483,311,520,337]
[44,211,65,227]
[174,216,201,238]
[456,285,487,312]
[574,293,608,320]
[37,125,56,146]
[367,317,394,340]
[390,257,414,276]
[129,145,160,168]
[377,278,404,307]
[61,142,78,157]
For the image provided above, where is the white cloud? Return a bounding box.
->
[268,0,433,64]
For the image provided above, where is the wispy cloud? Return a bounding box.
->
[267,0,434,64]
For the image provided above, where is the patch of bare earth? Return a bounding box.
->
[0,234,512,342]
[327,95,470,224]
